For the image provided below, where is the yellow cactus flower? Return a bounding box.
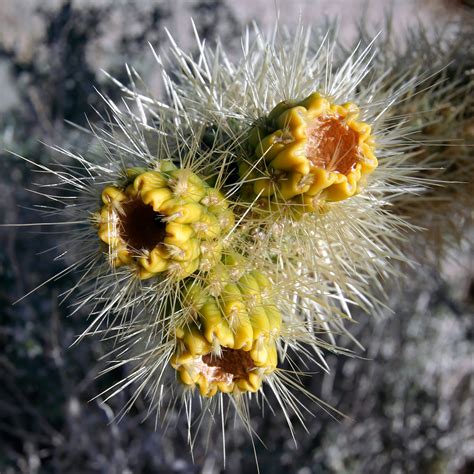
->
[171,266,281,397]
[243,92,377,209]
[97,166,235,279]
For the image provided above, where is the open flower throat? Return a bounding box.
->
[243,92,377,209]
[119,199,167,252]
[306,116,362,174]
[97,165,234,279]
[198,349,256,385]
[172,264,282,396]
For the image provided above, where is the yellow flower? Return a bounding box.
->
[97,165,234,280]
[242,92,377,210]
[171,263,281,397]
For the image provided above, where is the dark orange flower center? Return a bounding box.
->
[201,348,255,383]
[306,116,361,174]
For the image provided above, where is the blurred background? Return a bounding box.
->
[0,1,473,473]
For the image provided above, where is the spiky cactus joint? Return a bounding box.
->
[172,262,281,397]
[243,93,377,210]
[97,165,234,279]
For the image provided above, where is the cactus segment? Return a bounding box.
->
[97,167,234,279]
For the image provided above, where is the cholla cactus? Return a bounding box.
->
[9,17,473,466]
[69,25,427,445]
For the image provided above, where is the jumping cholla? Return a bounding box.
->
[10,19,473,465]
